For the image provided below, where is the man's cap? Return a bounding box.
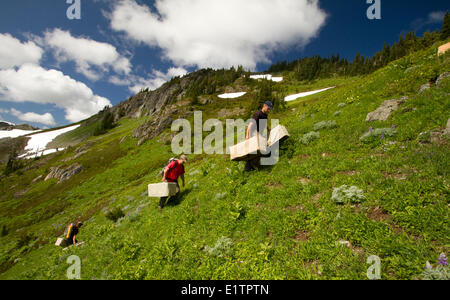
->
[180,155,188,162]
[264,101,273,110]
[77,222,83,227]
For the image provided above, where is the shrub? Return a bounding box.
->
[332,185,366,204]
[94,108,116,136]
[3,151,22,176]
[417,254,449,280]
[314,120,337,131]
[204,236,233,258]
[360,128,397,142]
[300,131,320,145]
[105,208,125,223]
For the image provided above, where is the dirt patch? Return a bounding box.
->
[285,204,305,212]
[311,192,323,208]
[294,230,309,242]
[267,181,284,190]
[298,178,311,185]
[367,206,391,222]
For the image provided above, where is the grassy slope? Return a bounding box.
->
[0,42,449,280]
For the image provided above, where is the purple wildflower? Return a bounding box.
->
[369,127,373,133]
[380,134,385,140]
[438,253,448,266]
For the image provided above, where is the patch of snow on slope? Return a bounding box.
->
[0,120,15,126]
[0,129,41,139]
[218,92,247,99]
[22,124,80,156]
[250,75,283,82]
[284,87,335,102]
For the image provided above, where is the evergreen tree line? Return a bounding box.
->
[186,66,250,104]
[93,106,116,136]
[268,14,449,81]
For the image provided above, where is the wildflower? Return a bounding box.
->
[438,253,448,266]
[369,127,373,133]
[380,134,385,140]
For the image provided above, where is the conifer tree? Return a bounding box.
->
[441,11,450,40]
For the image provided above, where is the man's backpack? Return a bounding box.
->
[64,223,74,239]
[158,158,178,177]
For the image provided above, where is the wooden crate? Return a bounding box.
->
[55,238,63,246]
[438,42,450,56]
[148,182,179,198]
[268,125,290,147]
[229,134,268,161]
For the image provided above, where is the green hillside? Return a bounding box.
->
[0,41,449,280]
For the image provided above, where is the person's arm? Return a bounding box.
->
[246,122,254,140]
[73,234,77,246]
[181,174,185,187]
[162,166,170,182]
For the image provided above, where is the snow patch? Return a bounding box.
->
[0,129,41,139]
[218,92,247,99]
[20,124,80,158]
[250,75,283,82]
[19,148,66,160]
[284,87,335,102]
[0,120,15,126]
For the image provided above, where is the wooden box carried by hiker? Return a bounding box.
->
[229,134,268,162]
[228,125,290,161]
[148,182,179,198]
[268,125,290,147]
[438,42,450,56]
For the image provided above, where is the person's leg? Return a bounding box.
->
[159,197,168,209]
[244,157,259,172]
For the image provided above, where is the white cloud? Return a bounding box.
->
[109,0,327,70]
[411,11,446,31]
[0,63,111,123]
[127,67,188,94]
[0,33,43,69]
[10,108,56,126]
[42,29,132,80]
[427,11,446,23]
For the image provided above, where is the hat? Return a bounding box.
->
[180,155,188,162]
[264,101,273,110]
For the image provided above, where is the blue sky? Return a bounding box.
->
[0,0,448,128]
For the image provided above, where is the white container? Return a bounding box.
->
[148,182,179,198]
[229,134,268,161]
[268,125,290,147]
[55,238,63,246]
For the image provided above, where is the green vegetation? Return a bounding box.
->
[268,29,443,81]
[93,107,117,136]
[0,39,449,280]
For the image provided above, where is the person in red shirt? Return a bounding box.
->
[159,155,187,210]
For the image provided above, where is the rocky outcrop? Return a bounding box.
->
[0,123,38,131]
[436,72,450,88]
[366,97,408,122]
[111,75,194,121]
[418,83,431,94]
[217,108,246,118]
[45,164,83,183]
[133,111,175,146]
